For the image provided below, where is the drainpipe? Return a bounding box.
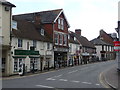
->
[118,21,120,71]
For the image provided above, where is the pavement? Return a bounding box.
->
[102,66,119,90]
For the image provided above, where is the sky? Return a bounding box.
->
[8,0,119,40]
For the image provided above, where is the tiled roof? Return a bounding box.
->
[13,9,63,24]
[12,20,52,43]
[0,0,16,7]
[91,38,111,46]
[75,34,95,48]
[69,31,79,44]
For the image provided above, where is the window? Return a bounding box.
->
[33,40,37,48]
[27,42,29,50]
[63,34,67,46]
[18,39,22,47]
[12,20,17,30]
[14,58,23,72]
[59,34,63,45]
[2,58,5,72]
[30,58,38,70]
[74,37,77,41]
[58,18,64,30]
[54,33,58,45]
[47,43,50,50]
[69,44,72,52]
[41,29,44,36]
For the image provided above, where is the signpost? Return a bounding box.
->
[114,41,120,51]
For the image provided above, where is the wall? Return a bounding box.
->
[2,5,11,46]
[95,45,102,59]
[10,37,53,74]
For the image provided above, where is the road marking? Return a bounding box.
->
[68,70,78,74]
[96,84,100,86]
[82,82,92,84]
[54,74,63,78]
[59,79,68,82]
[36,85,54,88]
[46,78,56,81]
[71,80,80,83]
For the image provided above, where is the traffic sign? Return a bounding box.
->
[114,41,120,51]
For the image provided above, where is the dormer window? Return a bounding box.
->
[41,29,44,36]
[12,20,17,30]
[74,37,77,41]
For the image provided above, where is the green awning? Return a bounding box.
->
[12,56,26,58]
[14,50,40,55]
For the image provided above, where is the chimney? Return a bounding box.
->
[75,29,81,36]
[34,13,42,29]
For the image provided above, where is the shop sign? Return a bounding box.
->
[15,50,40,55]
[114,41,120,51]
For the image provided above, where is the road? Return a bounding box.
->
[2,60,116,89]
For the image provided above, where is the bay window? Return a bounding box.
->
[63,34,67,46]
[59,34,63,45]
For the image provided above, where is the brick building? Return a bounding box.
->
[13,9,70,69]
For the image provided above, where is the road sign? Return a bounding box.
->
[114,41,120,51]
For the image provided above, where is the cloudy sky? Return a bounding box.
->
[8,0,119,40]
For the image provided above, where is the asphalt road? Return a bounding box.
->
[2,60,117,89]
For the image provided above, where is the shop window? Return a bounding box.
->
[14,58,23,72]
[2,58,5,72]
[30,58,38,70]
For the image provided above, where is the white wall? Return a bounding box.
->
[95,45,102,59]
[11,37,53,74]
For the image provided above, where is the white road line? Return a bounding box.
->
[36,85,54,88]
[96,84,100,86]
[71,80,80,83]
[54,74,63,78]
[46,78,56,81]
[59,79,68,82]
[82,82,92,84]
[68,70,78,74]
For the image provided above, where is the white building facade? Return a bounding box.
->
[0,0,15,76]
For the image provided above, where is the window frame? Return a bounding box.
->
[54,33,59,45]
[18,39,22,48]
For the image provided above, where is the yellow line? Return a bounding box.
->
[99,71,110,88]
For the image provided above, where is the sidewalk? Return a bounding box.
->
[103,66,119,90]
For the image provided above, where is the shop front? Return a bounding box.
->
[12,49,40,75]
[54,47,68,69]
[82,52,90,64]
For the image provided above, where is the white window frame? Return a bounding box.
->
[14,58,23,72]
[33,40,37,48]
[18,39,22,48]
[12,20,17,30]
[41,29,44,36]
[30,58,38,70]
[58,17,64,30]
